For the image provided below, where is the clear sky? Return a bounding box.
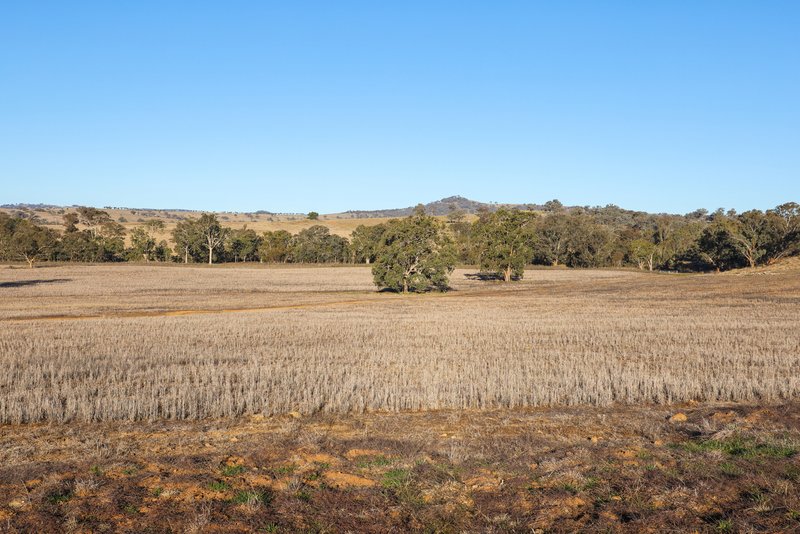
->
[1,2,798,214]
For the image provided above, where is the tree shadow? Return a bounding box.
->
[464,272,521,281]
[0,279,72,288]
[377,286,454,294]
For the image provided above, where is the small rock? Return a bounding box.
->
[288,411,301,419]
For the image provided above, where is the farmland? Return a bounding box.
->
[0,205,399,241]
[1,262,800,531]
[2,263,799,423]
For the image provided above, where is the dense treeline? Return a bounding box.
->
[1,202,798,281]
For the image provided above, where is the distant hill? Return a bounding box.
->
[0,203,63,210]
[341,196,543,218]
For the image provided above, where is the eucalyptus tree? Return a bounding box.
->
[372,212,456,293]
[472,208,536,281]
[196,213,228,264]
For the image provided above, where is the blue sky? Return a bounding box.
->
[1,2,798,214]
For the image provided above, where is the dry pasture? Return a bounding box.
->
[2,262,800,532]
[1,263,799,423]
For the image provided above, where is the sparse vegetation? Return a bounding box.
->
[220,464,246,477]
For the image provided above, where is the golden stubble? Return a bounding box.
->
[1,263,798,423]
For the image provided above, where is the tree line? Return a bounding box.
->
[1,201,798,291]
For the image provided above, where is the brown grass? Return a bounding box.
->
[1,403,799,532]
[1,263,799,423]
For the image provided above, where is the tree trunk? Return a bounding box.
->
[208,247,213,265]
[504,267,512,282]
[184,247,189,264]
[402,279,408,293]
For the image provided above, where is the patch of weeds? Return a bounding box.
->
[306,462,329,481]
[382,468,423,507]
[719,462,741,478]
[560,477,599,494]
[221,464,246,477]
[261,524,280,533]
[560,482,579,495]
[382,468,411,489]
[680,436,797,458]
[123,465,139,476]
[644,464,659,471]
[209,480,231,492]
[151,486,164,497]
[122,504,140,515]
[232,489,272,505]
[787,509,800,522]
[46,490,73,505]
[783,465,800,482]
[636,450,654,461]
[715,519,734,532]
[746,488,772,513]
[89,465,104,477]
[295,489,312,502]
[593,494,611,506]
[271,464,297,476]
[356,455,394,469]
[582,477,600,490]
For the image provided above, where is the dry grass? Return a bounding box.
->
[0,206,403,240]
[1,263,799,423]
[1,403,799,532]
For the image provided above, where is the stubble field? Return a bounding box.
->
[1,263,799,423]
[2,262,800,532]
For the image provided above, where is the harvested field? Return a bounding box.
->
[1,263,799,423]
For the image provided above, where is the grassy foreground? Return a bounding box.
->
[1,403,799,532]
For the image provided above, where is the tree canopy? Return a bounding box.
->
[371,213,456,293]
[2,201,800,276]
[473,209,537,281]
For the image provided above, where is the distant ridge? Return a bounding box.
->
[2,196,544,218]
[342,196,542,218]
